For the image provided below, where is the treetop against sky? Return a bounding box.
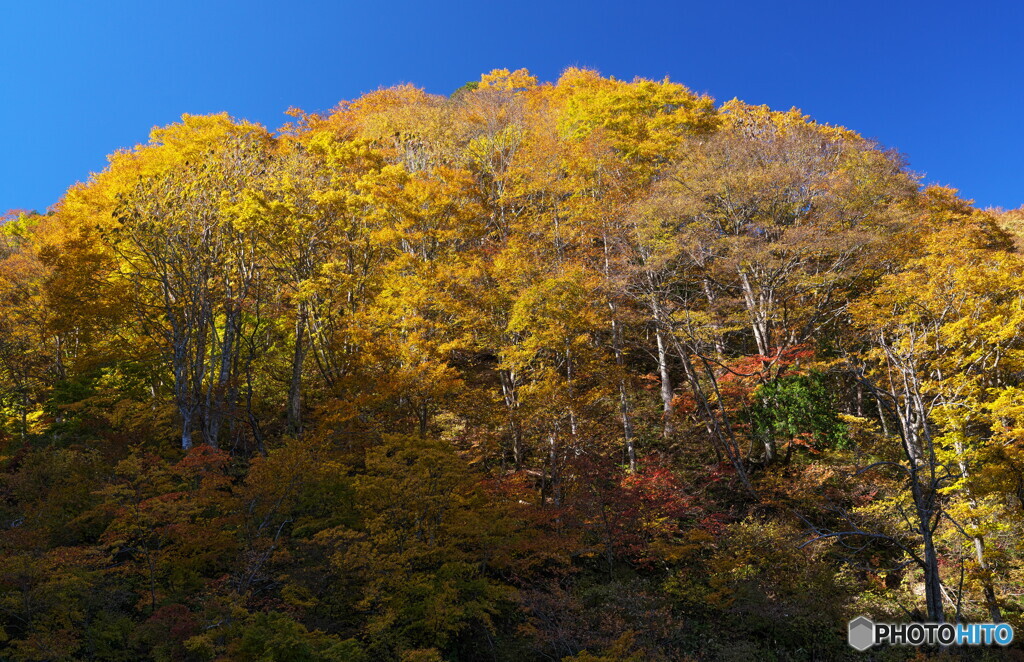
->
[2,0,1022,214]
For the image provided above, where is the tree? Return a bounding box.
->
[107,114,273,450]
[832,200,1019,623]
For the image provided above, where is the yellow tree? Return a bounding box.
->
[104,114,274,450]
[223,128,385,437]
[0,213,60,443]
[843,200,1019,623]
[502,264,612,504]
[630,101,917,475]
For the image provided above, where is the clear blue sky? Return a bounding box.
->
[2,0,1022,213]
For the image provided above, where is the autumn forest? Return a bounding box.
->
[3,68,1024,660]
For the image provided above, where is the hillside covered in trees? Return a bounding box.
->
[2,68,1024,660]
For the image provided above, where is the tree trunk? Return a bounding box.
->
[548,431,561,507]
[288,304,307,435]
[881,349,945,624]
[611,316,636,471]
[651,305,674,439]
[973,536,1003,623]
[181,411,194,451]
[499,369,523,468]
[953,440,1003,623]
[204,308,236,449]
[739,269,769,356]
[668,333,756,497]
[916,482,945,623]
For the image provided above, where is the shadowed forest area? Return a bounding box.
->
[3,68,1024,660]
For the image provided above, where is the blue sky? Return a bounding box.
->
[2,0,1022,213]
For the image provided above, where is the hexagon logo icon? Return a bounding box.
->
[848,616,875,651]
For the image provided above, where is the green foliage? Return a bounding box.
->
[231,612,368,662]
[747,372,849,454]
[450,81,479,97]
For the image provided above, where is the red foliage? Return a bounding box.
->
[558,455,711,567]
[145,603,198,642]
[718,344,815,384]
[175,445,231,477]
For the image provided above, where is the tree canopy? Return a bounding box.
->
[0,68,1021,660]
